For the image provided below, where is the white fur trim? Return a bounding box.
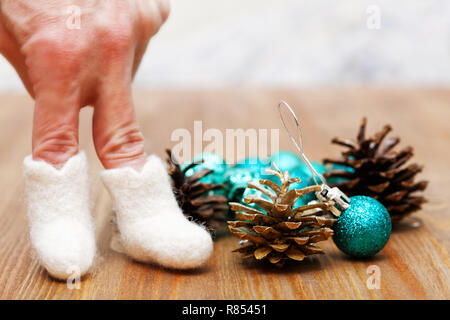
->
[101,155,213,269]
[23,152,96,280]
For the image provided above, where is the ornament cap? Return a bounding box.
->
[316,184,350,213]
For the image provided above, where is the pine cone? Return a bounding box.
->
[228,163,339,267]
[166,149,229,231]
[323,118,428,223]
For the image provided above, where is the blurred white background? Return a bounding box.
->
[1,0,450,91]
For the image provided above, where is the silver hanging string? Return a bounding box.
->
[277,101,350,212]
[277,100,327,186]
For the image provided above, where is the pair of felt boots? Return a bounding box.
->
[23,151,213,280]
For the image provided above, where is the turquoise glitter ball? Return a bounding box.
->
[183,153,228,184]
[269,151,302,172]
[223,168,260,202]
[234,157,270,176]
[326,163,355,185]
[332,196,391,258]
[295,161,328,180]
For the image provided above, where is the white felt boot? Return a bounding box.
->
[23,152,96,280]
[101,155,213,269]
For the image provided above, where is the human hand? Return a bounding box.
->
[0,0,169,168]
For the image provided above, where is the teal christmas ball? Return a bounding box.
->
[269,151,302,172]
[191,152,225,163]
[289,161,327,188]
[292,197,307,209]
[223,168,260,202]
[288,166,309,188]
[326,163,355,185]
[296,161,328,180]
[234,157,270,176]
[332,196,392,258]
[184,153,228,184]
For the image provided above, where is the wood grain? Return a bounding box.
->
[0,88,449,299]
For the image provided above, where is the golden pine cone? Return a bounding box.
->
[228,163,339,267]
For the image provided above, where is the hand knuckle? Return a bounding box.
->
[157,0,171,22]
[25,31,87,60]
[96,19,134,51]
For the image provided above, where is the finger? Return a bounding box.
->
[93,81,146,170]
[32,85,80,166]
[27,32,85,166]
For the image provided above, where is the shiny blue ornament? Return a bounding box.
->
[234,157,270,176]
[332,196,391,258]
[269,151,302,172]
[326,163,355,185]
[288,167,309,188]
[184,153,228,184]
[296,161,327,181]
[289,161,327,188]
[223,168,260,202]
[292,197,307,209]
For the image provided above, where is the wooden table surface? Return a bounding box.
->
[0,88,449,300]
